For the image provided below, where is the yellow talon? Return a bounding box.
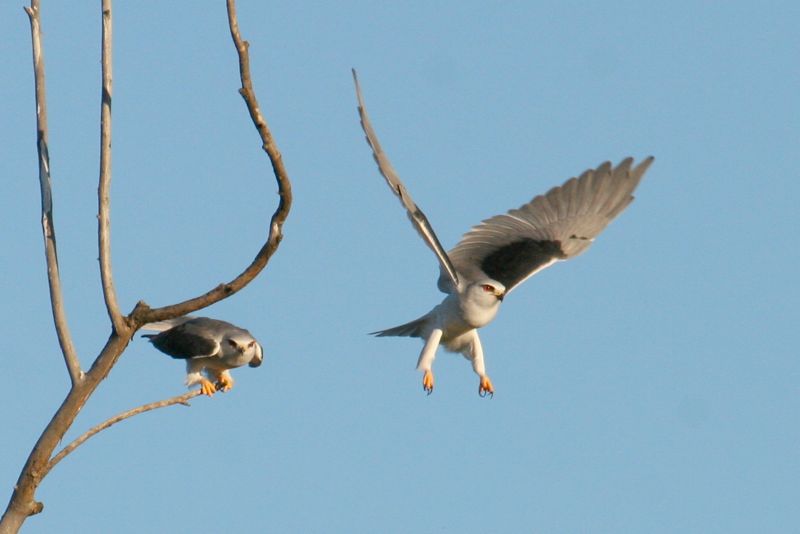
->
[422,370,434,395]
[216,373,235,392]
[199,378,217,397]
[479,376,494,398]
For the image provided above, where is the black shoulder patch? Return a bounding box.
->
[481,239,565,289]
[148,325,218,360]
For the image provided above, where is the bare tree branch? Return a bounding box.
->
[128,0,293,327]
[2,3,292,532]
[23,0,83,388]
[1,335,130,533]
[46,390,203,475]
[97,0,125,334]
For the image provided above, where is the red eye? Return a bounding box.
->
[481,284,494,293]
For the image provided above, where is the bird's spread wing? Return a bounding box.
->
[352,69,460,291]
[448,157,653,294]
[146,321,222,360]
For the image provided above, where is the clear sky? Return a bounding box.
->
[1,1,798,533]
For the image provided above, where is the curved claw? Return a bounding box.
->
[479,376,494,398]
[422,370,434,395]
[216,373,235,393]
[199,378,217,397]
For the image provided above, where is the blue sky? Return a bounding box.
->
[1,1,798,532]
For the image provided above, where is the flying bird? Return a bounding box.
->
[142,316,263,396]
[352,69,652,397]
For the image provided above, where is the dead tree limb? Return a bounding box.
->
[47,390,204,475]
[25,0,83,387]
[128,0,293,327]
[98,0,125,334]
[1,2,292,532]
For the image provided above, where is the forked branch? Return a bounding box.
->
[127,0,292,326]
[1,2,293,532]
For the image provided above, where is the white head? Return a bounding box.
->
[459,279,506,328]
[467,279,506,305]
[225,335,264,368]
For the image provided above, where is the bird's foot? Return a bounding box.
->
[216,373,235,392]
[198,378,217,397]
[422,370,434,395]
[479,376,494,398]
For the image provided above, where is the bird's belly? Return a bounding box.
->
[437,315,471,341]
[429,293,496,350]
[460,305,498,329]
[440,327,475,352]
[433,303,484,347]
[203,355,247,370]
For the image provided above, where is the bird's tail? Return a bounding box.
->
[370,315,428,338]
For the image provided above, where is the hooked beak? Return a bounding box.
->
[248,343,264,368]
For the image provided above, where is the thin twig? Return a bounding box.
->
[97,0,125,334]
[129,0,292,326]
[46,390,203,475]
[25,0,82,386]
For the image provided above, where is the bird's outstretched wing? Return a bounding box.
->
[447,157,653,294]
[352,69,460,291]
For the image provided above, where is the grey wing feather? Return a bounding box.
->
[448,157,653,293]
[352,69,460,291]
[144,323,221,360]
[140,315,196,332]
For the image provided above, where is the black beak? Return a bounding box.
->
[249,343,264,368]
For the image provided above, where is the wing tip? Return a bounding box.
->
[352,68,362,97]
[633,155,655,177]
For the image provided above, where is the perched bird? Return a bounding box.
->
[352,70,652,397]
[142,316,263,396]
